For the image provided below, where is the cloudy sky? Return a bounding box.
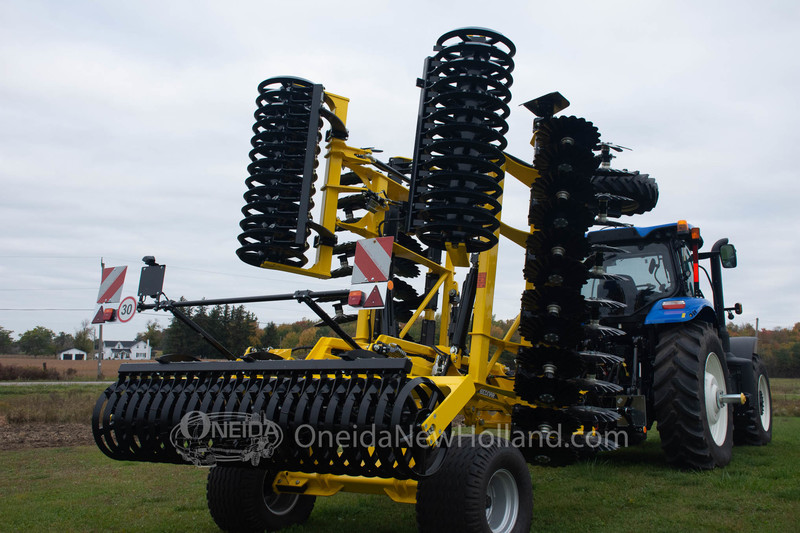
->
[1,0,798,344]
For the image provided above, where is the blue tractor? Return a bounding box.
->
[580,220,772,468]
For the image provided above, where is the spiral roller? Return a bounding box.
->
[236,77,325,268]
[408,28,515,253]
[92,360,448,480]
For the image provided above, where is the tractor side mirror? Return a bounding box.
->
[725,302,743,319]
[720,243,737,268]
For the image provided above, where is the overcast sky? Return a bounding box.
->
[1,0,798,345]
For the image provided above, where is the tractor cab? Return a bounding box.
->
[585,221,740,339]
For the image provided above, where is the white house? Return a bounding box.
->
[58,348,87,361]
[100,340,152,360]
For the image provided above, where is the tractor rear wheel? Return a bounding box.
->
[653,323,733,469]
[206,466,315,532]
[416,434,532,533]
[733,359,773,445]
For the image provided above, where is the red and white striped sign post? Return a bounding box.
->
[94,263,127,379]
[350,237,393,309]
[97,266,127,304]
[352,237,393,283]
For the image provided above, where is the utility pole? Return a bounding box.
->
[755,317,759,342]
[98,257,104,380]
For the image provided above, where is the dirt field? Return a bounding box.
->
[0,357,143,450]
[0,355,152,379]
[0,421,94,450]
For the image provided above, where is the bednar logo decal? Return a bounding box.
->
[477,388,498,400]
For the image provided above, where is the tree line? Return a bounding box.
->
[729,322,800,378]
[154,316,800,376]
[0,322,94,356]
[134,303,343,359]
[3,315,800,378]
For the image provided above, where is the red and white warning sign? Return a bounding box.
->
[364,283,387,308]
[97,266,128,304]
[91,306,106,324]
[348,237,394,310]
[91,306,116,324]
[352,237,393,284]
[352,282,389,309]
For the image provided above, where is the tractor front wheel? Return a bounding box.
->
[734,359,773,445]
[654,323,733,469]
[416,434,532,533]
[206,466,315,532]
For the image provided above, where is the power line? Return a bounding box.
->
[0,308,94,311]
[0,255,99,259]
[0,288,95,291]
[1,253,333,287]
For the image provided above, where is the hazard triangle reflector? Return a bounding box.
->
[92,306,106,324]
[363,285,385,308]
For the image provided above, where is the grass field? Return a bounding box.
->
[0,384,108,424]
[0,381,798,532]
[0,418,797,532]
[772,378,800,416]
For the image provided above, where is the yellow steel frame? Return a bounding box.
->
[259,90,540,502]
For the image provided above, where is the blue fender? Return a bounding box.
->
[644,297,716,325]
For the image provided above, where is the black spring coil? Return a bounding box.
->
[409,28,515,253]
[92,368,448,480]
[236,77,324,268]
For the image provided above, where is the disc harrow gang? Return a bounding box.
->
[408,28,515,253]
[236,77,325,268]
[92,360,448,480]
[514,114,627,464]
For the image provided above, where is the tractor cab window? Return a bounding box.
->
[676,243,695,295]
[585,241,676,315]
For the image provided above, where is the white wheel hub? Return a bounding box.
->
[264,479,299,516]
[704,352,729,446]
[757,374,772,431]
[486,468,519,533]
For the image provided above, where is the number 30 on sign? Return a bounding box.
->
[117,296,137,323]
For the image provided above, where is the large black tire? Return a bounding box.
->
[653,323,733,469]
[206,466,315,532]
[733,359,773,445]
[416,435,532,533]
[590,171,658,215]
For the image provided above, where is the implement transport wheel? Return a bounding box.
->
[416,435,532,533]
[207,466,315,532]
[734,359,773,445]
[654,323,733,469]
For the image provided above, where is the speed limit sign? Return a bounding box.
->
[117,296,137,323]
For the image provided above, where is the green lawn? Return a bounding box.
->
[1,417,798,532]
[772,378,800,416]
